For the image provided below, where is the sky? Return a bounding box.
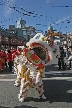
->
[0,0,72,34]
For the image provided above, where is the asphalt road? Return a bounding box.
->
[0,57,72,108]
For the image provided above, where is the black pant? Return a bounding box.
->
[5,59,7,68]
[58,58,65,70]
[8,61,12,71]
[68,60,71,69]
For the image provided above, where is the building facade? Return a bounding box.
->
[8,18,36,41]
[0,27,26,48]
[15,26,36,40]
[17,18,26,28]
[0,18,37,48]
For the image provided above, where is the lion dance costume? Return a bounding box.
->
[14,33,59,102]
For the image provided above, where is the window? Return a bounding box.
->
[27,31,31,35]
[23,31,27,35]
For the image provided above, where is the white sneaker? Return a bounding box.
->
[18,94,20,99]
[19,97,24,102]
[42,94,46,99]
[18,94,25,102]
[38,94,46,99]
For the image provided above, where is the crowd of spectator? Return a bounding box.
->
[56,45,72,70]
[0,45,72,72]
[0,47,22,72]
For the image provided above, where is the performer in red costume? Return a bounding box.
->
[7,50,12,71]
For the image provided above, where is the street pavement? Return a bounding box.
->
[0,57,72,108]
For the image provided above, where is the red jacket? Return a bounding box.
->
[0,51,7,59]
[0,51,2,57]
[12,51,17,60]
[2,51,7,59]
[10,50,15,54]
[16,50,21,55]
[7,53,12,62]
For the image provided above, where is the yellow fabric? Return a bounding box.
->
[41,37,45,41]
[20,65,28,78]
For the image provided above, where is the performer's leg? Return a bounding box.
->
[68,60,71,70]
[61,58,65,70]
[18,78,30,102]
[35,80,46,99]
[14,74,21,86]
[58,58,61,70]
